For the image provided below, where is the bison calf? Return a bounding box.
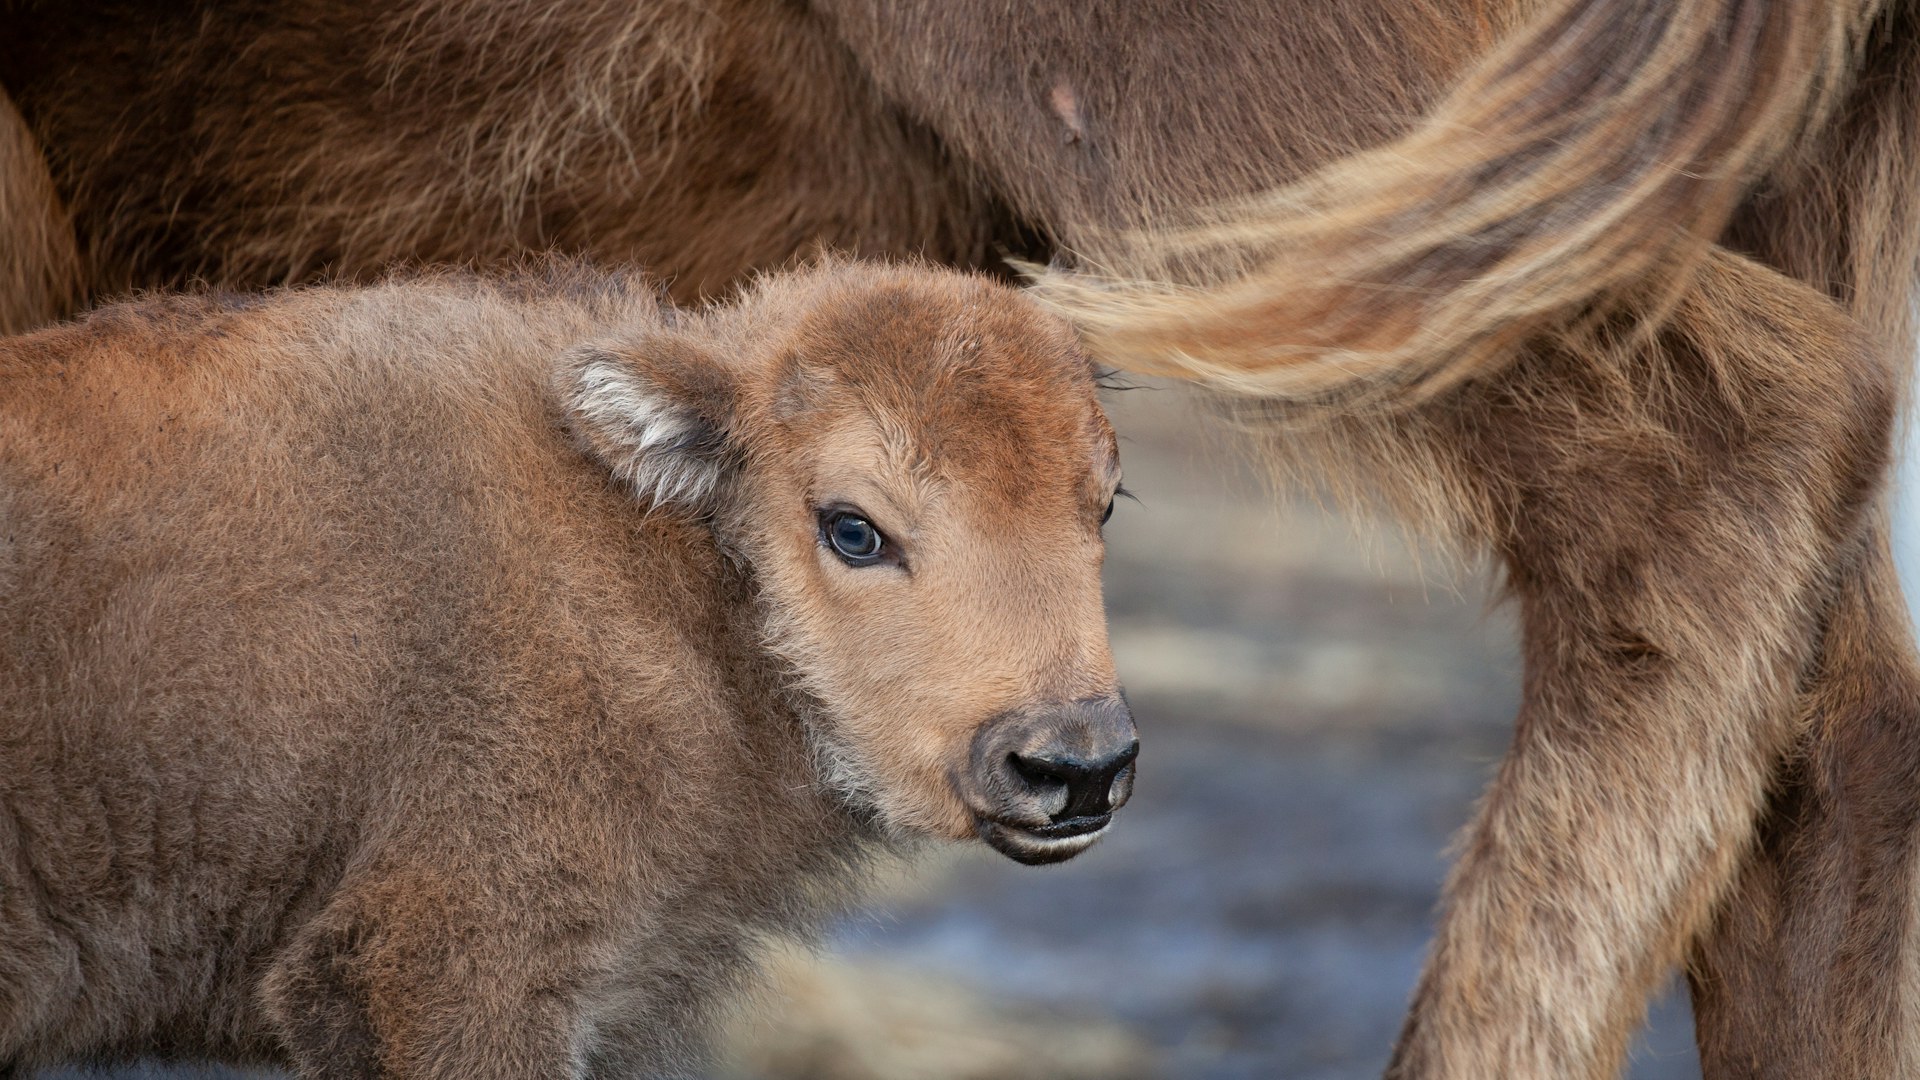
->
[0,261,1136,1077]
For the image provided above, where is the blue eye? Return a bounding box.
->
[822,510,885,565]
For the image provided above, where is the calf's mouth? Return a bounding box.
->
[961,696,1137,866]
[975,811,1117,866]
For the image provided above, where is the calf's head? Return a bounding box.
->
[561,262,1135,864]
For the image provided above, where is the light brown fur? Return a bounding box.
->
[0,260,1133,1077]
[4,0,1920,1076]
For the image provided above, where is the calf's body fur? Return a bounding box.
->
[0,263,1131,1076]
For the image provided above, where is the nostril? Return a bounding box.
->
[1008,751,1069,790]
[1007,744,1137,822]
[1106,756,1137,811]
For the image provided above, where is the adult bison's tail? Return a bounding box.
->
[1029,0,1886,406]
[1,86,79,336]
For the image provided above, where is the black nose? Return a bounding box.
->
[1009,740,1139,820]
[970,693,1138,829]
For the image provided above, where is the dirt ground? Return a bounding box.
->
[38,386,1702,1080]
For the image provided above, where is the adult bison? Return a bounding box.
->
[0,259,1138,1077]
[2,0,1918,1077]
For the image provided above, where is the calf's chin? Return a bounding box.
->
[567,257,1141,863]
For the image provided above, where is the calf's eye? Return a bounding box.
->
[1101,499,1115,525]
[822,509,886,565]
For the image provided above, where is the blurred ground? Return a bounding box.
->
[39,387,1701,1080]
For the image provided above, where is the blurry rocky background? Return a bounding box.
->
[47,387,1702,1080]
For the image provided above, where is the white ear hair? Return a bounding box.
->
[564,351,729,511]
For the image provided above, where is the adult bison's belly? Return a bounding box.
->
[0,0,999,303]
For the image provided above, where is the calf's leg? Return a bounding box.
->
[262,866,614,1080]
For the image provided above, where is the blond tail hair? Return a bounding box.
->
[1028,0,1881,407]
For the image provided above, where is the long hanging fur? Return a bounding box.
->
[0,86,76,335]
[1028,0,1885,406]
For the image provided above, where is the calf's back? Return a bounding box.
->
[0,279,851,1067]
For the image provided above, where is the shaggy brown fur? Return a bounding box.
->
[0,260,1134,1076]
[0,1,996,306]
[4,0,1920,1076]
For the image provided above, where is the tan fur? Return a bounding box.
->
[5,0,1920,1076]
[1675,10,1920,1074]
[1370,251,1897,1077]
[0,261,1130,1076]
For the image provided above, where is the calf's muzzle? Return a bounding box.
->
[965,695,1137,865]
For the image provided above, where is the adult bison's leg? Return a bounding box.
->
[1371,251,1895,1079]
[1687,525,1920,1079]
[1685,10,1920,1070]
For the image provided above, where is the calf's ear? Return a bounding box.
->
[557,332,742,512]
